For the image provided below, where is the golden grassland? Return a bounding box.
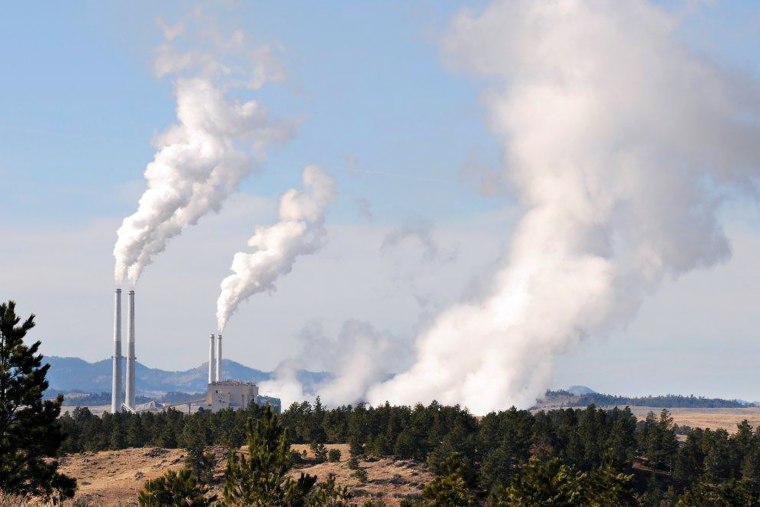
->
[44,443,431,507]
[618,406,760,433]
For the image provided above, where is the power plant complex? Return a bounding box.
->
[110,289,274,414]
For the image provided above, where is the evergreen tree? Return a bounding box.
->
[306,473,351,507]
[138,468,211,507]
[185,441,216,486]
[223,406,317,506]
[493,458,635,506]
[0,301,76,500]
[677,479,760,506]
[415,453,478,507]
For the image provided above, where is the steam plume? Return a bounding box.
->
[369,0,760,413]
[216,166,335,332]
[114,13,291,284]
[260,320,409,407]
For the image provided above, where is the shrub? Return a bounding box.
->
[138,468,210,507]
[353,468,368,484]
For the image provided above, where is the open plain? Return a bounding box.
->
[52,443,430,507]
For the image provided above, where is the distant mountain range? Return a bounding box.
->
[45,356,328,397]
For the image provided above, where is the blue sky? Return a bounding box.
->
[2,1,760,402]
[2,1,501,226]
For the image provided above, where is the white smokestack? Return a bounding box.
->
[110,288,122,413]
[216,165,336,332]
[208,334,216,384]
[368,0,760,413]
[113,15,292,286]
[216,334,222,382]
[125,290,136,410]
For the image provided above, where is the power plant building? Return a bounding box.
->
[110,290,280,414]
[206,380,259,411]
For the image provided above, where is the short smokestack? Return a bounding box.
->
[216,334,222,382]
[125,290,136,410]
[208,334,216,384]
[111,289,123,413]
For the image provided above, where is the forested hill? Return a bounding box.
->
[538,389,753,409]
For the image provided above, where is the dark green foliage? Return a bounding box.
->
[223,406,317,506]
[185,443,216,485]
[138,468,211,506]
[181,414,216,485]
[311,441,328,463]
[0,301,76,500]
[492,458,635,506]
[412,453,478,507]
[677,479,760,506]
[56,392,760,504]
[637,409,679,473]
[327,448,341,462]
[353,468,368,483]
[307,473,351,506]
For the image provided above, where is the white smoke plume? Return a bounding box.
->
[368,0,760,413]
[260,320,409,408]
[114,11,291,285]
[216,166,336,332]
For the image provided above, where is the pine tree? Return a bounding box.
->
[492,458,635,506]
[223,406,317,506]
[306,474,351,507]
[0,301,76,500]
[415,453,478,507]
[138,468,211,507]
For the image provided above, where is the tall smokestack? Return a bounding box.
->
[208,334,216,384]
[111,289,122,413]
[216,334,222,382]
[125,289,136,410]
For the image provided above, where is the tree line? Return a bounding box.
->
[55,398,760,505]
[4,299,760,505]
[545,390,749,409]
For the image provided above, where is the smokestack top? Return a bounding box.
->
[129,289,135,295]
[115,288,122,294]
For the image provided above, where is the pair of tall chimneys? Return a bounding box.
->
[208,333,223,384]
[111,288,136,413]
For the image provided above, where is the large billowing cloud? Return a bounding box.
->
[114,11,291,285]
[368,0,760,413]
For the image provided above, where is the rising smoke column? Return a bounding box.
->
[260,320,411,407]
[114,14,291,285]
[369,0,760,413]
[216,166,335,332]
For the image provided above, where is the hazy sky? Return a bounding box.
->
[2,1,760,402]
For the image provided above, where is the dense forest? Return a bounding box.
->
[57,400,760,505]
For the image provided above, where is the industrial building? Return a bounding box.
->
[206,380,259,411]
[110,289,280,414]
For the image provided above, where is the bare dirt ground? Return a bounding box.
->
[54,443,431,506]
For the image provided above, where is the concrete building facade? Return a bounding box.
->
[206,380,259,411]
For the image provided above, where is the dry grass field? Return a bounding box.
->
[613,406,760,433]
[48,443,430,506]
